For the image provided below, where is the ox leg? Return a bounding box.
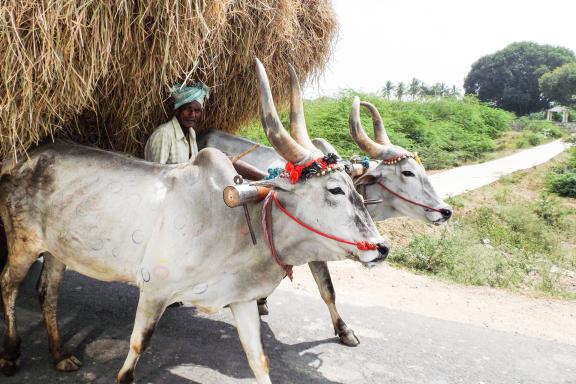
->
[116,294,164,384]
[36,253,82,372]
[256,297,269,316]
[230,301,271,384]
[0,241,39,376]
[308,261,360,347]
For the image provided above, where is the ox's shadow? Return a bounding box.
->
[1,261,343,383]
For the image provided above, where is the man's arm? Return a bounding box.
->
[144,128,170,164]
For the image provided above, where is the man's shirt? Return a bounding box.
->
[144,116,199,164]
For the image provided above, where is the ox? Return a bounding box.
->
[198,78,452,346]
[0,59,388,384]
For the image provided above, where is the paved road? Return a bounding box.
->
[430,139,570,198]
[2,263,576,384]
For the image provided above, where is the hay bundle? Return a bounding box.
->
[0,0,336,158]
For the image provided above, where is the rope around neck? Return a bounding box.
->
[376,181,443,213]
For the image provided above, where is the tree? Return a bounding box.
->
[396,82,405,101]
[449,85,461,97]
[539,62,576,106]
[382,81,395,100]
[464,42,576,115]
[408,78,421,100]
[431,82,448,97]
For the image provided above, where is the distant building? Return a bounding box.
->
[546,106,570,123]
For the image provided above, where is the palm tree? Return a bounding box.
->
[396,82,405,101]
[408,78,421,100]
[450,85,461,97]
[431,83,444,97]
[382,80,395,100]
[419,82,432,98]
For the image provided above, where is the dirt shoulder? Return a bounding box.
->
[280,261,576,345]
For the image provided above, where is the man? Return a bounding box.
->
[145,82,210,164]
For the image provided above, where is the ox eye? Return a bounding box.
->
[328,187,345,195]
[401,170,415,177]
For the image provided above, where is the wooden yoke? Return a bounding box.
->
[223,184,270,208]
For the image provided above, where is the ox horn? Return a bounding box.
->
[288,64,316,151]
[349,96,386,158]
[360,101,391,145]
[255,58,311,164]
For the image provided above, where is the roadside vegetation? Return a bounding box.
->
[239,93,564,169]
[548,146,576,198]
[387,149,576,299]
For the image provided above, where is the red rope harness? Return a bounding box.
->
[262,192,294,280]
[376,181,443,213]
[271,193,378,250]
[261,191,379,281]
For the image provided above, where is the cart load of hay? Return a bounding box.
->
[0,0,337,160]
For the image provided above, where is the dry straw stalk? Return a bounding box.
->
[0,0,337,159]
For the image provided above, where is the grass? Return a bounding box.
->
[386,150,576,299]
[238,92,566,169]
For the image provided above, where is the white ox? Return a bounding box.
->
[0,59,388,384]
[198,76,452,346]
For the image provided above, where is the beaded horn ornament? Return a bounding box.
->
[266,153,344,183]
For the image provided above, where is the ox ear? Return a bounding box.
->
[354,167,379,186]
[250,178,295,192]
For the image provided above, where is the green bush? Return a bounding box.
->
[548,171,576,197]
[517,118,566,138]
[548,148,576,198]
[391,192,575,297]
[238,92,515,169]
[527,133,543,146]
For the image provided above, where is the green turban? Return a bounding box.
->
[171,82,210,110]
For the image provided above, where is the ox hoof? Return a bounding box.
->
[338,329,360,347]
[0,356,20,376]
[55,355,82,372]
[117,370,135,384]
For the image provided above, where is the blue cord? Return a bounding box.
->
[265,167,283,180]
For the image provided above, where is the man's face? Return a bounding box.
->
[175,100,203,130]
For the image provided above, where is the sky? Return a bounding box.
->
[304,0,576,98]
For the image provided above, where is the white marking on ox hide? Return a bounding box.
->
[88,238,104,251]
[140,267,151,282]
[131,230,144,244]
[173,214,187,230]
[191,283,208,294]
[106,181,123,193]
[152,265,170,280]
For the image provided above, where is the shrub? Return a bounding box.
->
[238,92,516,169]
[548,148,576,198]
[527,133,543,146]
[533,193,565,226]
[548,171,576,197]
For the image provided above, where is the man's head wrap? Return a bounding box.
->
[171,82,210,110]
